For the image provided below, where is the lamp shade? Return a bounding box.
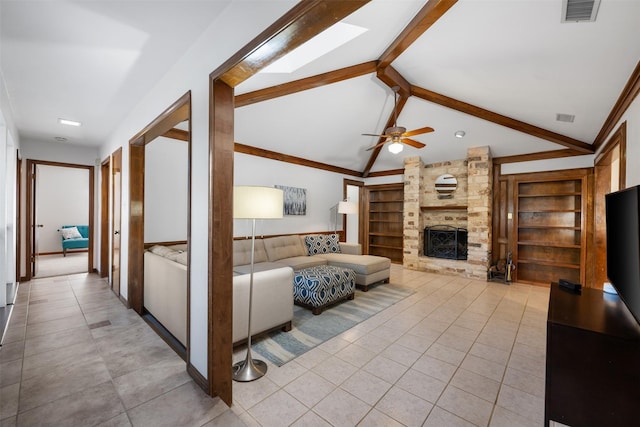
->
[338,201,358,214]
[234,186,283,219]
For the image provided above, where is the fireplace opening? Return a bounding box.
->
[425,225,468,260]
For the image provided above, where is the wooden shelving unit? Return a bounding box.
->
[364,183,403,263]
[515,176,587,285]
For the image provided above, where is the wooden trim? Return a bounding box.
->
[210,1,370,86]
[187,363,209,393]
[15,152,22,283]
[88,164,95,275]
[26,160,33,281]
[343,179,365,246]
[235,61,377,107]
[162,128,189,142]
[100,157,109,278]
[130,94,190,146]
[595,121,626,190]
[362,94,409,177]
[411,85,594,153]
[235,143,363,177]
[593,60,640,150]
[37,250,88,256]
[367,169,404,177]
[502,167,593,181]
[208,79,234,405]
[493,149,586,165]
[128,144,144,313]
[378,0,458,69]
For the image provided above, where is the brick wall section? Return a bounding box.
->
[403,156,423,269]
[466,146,493,279]
[402,147,492,280]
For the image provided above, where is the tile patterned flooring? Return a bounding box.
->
[1,265,549,426]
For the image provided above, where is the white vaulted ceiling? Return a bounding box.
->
[2,0,639,173]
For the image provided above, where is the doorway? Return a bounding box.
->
[343,179,364,244]
[26,160,94,280]
[594,122,626,289]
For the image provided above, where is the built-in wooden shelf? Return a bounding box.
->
[518,192,581,198]
[517,240,581,249]
[518,225,581,230]
[420,205,467,211]
[369,232,402,237]
[517,258,580,269]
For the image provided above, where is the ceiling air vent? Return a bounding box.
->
[562,0,601,22]
[556,113,575,123]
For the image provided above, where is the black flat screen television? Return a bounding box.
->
[605,185,640,324]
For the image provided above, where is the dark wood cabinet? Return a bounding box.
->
[545,283,640,426]
[364,183,403,263]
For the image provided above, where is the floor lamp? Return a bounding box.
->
[233,186,283,382]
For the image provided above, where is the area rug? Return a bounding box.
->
[251,284,414,366]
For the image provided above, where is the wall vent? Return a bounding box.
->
[556,113,576,123]
[562,0,601,22]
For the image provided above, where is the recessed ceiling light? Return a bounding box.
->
[260,22,367,73]
[58,118,81,127]
[454,131,466,138]
[54,136,68,142]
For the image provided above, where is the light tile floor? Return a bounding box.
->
[1,265,549,426]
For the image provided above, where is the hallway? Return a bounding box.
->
[0,273,242,426]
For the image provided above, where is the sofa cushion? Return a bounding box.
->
[149,245,177,258]
[263,235,307,262]
[276,256,327,271]
[234,262,287,275]
[233,239,268,266]
[317,253,391,275]
[304,234,341,255]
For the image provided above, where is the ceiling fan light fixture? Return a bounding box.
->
[454,131,466,138]
[388,141,403,154]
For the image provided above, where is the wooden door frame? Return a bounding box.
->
[593,121,626,289]
[111,148,123,298]
[15,150,22,282]
[343,179,364,245]
[100,156,110,278]
[127,91,192,367]
[25,159,94,281]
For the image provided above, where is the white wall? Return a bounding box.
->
[144,137,188,242]
[234,153,346,237]
[613,95,640,187]
[98,1,297,379]
[21,139,98,166]
[35,165,89,253]
[500,154,595,175]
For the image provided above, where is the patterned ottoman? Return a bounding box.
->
[293,265,356,315]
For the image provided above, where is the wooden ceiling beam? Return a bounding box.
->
[210,1,371,87]
[162,128,189,142]
[493,149,585,165]
[593,59,640,150]
[411,85,594,154]
[235,61,377,107]
[362,94,409,177]
[376,65,411,96]
[235,143,363,177]
[378,0,458,69]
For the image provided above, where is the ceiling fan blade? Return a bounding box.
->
[402,126,434,137]
[362,133,390,138]
[366,140,388,151]
[401,138,426,149]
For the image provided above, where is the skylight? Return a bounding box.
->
[260,22,367,74]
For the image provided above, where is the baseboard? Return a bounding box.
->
[141,311,187,362]
[187,363,209,395]
[118,294,129,308]
[37,249,88,256]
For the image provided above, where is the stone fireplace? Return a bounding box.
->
[403,146,492,280]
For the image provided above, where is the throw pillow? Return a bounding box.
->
[304,234,341,255]
[60,226,82,240]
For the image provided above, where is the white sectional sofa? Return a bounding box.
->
[233,234,391,291]
[144,245,294,346]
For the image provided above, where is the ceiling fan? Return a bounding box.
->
[363,86,434,154]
